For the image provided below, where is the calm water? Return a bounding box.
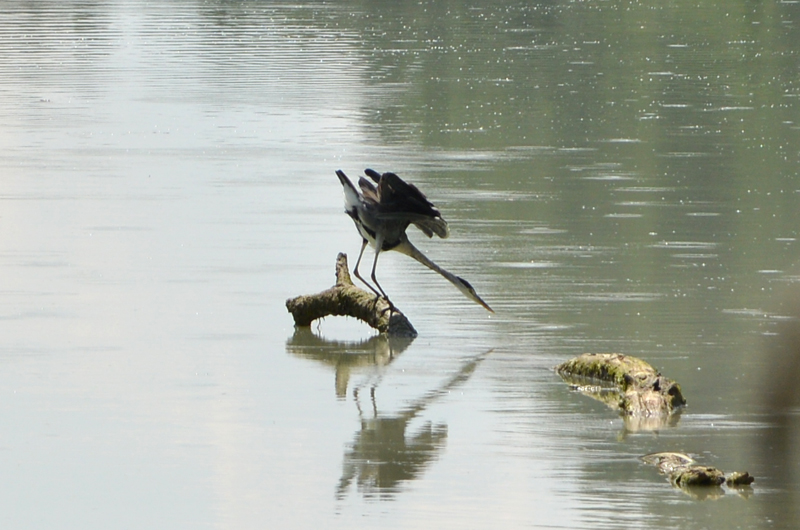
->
[2,1,800,528]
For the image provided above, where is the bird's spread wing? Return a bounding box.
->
[364,168,382,184]
[413,217,449,239]
[358,177,379,204]
[376,172,442,218]
[362,169,449,238]
[336,170,362,210]
[373,211,449,239]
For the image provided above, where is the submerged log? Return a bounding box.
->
[641,452,755,491]
[285,253,417,337]
[556,353,686,417]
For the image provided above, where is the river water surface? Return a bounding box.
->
[2,1,800,529]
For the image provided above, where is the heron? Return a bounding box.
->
[336,168,493,312]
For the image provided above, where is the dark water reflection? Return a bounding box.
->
[2,0,800,528]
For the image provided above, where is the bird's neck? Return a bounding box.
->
[393,238,459,284]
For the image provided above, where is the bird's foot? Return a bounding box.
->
[374,295,398,315]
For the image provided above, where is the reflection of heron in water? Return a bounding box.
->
[285,328,414,399]
[337,349,492,499]
[336,168,493,312]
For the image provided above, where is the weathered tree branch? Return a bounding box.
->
[285,253,417,337]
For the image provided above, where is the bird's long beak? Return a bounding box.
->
[467,288,494,313]
[476,296,494,313]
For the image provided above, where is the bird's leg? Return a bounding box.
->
[369,243,396,313]
[353,239,382,298]
[354,239,393,312]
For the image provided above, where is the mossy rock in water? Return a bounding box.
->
[726,471,755,486]
[670,465,726,487]
[556,353,686,417]
[557,352,657,390]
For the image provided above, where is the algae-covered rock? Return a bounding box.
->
[726,471,755,486]
[556,353,686,417]
[669,465,726,487]
[557,353,658,390]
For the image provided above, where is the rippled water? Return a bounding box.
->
[2,1,800,529]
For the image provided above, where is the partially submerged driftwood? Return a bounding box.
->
[642,452,755,489]
[285,253,417,337]
[556,353,686,417]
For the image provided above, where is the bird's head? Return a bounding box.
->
[454,275,494,313]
